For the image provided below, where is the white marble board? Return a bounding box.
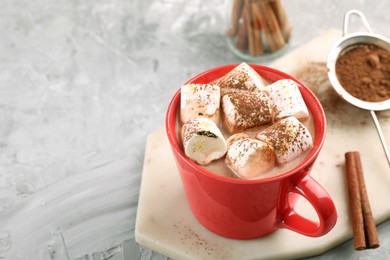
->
[135,29,390,259]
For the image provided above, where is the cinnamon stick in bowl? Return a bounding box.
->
[227,0,291,58]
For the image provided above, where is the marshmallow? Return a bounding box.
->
[215,62,268,95]
[222,91,272,133]
[225,135,276,179]
[180,84,220,124]
[181,118,227,165]
[226,133,250,148]
[264,79,309,121]
[256,116,313,164]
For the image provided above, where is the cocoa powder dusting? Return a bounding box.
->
[226,91,271,127]
[173,219,232,259]
[335,44,390,102]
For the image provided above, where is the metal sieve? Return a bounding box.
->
[327,9,390,165]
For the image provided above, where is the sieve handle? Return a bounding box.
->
[343,9,373,36]
[370,110,390,166]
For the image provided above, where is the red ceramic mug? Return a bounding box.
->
[166,64,337,239]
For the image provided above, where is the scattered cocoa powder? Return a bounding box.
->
[173,219,233,259]
[293,61,343,114]
[335,44,390,102]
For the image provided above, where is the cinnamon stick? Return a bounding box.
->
[269,0,292,42]
[243,0,256,56]
[251,1,264,55]
[235,4,248,52]
[345,152,366,250]
[345,151,380,250]
[257,0,285,52]
[354,152,380,249]
[228,0,244,37]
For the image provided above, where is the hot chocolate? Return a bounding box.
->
[202,117,314,179]
[179,63,314,180]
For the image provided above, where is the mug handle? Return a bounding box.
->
[281,175,337,237]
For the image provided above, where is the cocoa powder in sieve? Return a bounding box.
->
[335,43,390,102]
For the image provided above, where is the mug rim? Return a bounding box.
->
[166,64,326,184]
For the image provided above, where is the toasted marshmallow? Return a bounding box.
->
[181,118,227,165]
[215,62,268,95]
[226,133,250,148]
[225,136,276,179]
[256,116,313,164]
[180,84,221,124]
[264,79,309,121]
[222,91,272,133]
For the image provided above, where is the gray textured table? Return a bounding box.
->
[0,0,389,259]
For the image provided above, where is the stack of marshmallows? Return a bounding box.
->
[180,63,313,179]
